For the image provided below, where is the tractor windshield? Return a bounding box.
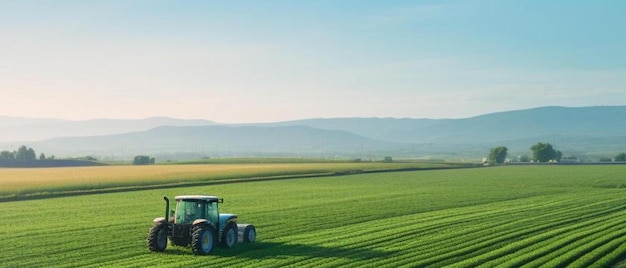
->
[175,199,218,224]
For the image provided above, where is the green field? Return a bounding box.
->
[1,165,626,267]
[0,161,465,201]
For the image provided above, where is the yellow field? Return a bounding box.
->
[0,162,457,198]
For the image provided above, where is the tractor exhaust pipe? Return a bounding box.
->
[163,196,170,221]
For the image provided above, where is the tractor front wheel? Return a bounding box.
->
[147,224,168,252]
[220,223,238,248]
[191,225,216,255]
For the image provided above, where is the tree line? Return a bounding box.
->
[1,145,154,166]
[488,142,626,165]
[0,145,50,161]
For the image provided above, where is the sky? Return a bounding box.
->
[1,0,625,123]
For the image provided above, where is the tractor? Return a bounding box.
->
[147,195,256,255]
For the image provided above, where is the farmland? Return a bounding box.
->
[1,165,626,267]
[0,161,464,200]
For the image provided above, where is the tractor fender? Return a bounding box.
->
[219,214,238,230]
[153,217,166,224]
[192,219,209,226]
[192,219,218,230]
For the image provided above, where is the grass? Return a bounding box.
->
[0,165,625,267]
[0,161,468,200]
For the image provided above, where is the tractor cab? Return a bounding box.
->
[173,195,220,225]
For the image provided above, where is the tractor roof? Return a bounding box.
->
[175,195,219,202]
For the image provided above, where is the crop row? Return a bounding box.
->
[267,193,626,268]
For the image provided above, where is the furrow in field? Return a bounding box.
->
[447,202,626,267]
[2,224,148,267]
[275,195,575,248]
[364,197,626,267]
[539,224,626,267]
[184,256,245,268]
[276,197,578,268]
[570,235,626,267]
[83,254,155,268]
[518,216,626,267]
[271,256,353,268]
[392,200,580,253]
[254,189,552,241]
[592,241,626,267]
[489,212,626,267]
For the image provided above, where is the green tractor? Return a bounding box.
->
[147,195,256,255]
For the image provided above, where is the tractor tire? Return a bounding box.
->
[191,225,216,255]
[220,223,238,248]
[147,223,168,252]
[238,224,256,243]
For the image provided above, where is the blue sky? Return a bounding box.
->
[1,0,625,122]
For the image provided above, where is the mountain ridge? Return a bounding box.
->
[0,116,216,142]
[2,105,626,161]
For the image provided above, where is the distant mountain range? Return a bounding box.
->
[1,106,626,161]
[0,116,215,142]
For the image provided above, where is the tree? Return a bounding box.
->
[615,153,626,162]
[0,150,15,160]
[600,157,612,162]
[15,145,36,161]
[133,155,155,165]
[555,150,563,162]
[530,142,561,163]
[39,153,46,160]
[488,146,508,165]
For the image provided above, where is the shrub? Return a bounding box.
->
[133,155,155,165]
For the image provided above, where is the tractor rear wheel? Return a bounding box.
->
[191,225,216,255]
[220,223,238,248]
[147,224,168,252]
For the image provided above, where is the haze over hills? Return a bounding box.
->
[263,106,626,143]
[2,106,626,161]
[0,117,216,142]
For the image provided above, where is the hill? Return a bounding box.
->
[0,116,215,142]
[266,106,626,144]
[2,106,626,161]
[32,125,400,160]
[242,106,626,159]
